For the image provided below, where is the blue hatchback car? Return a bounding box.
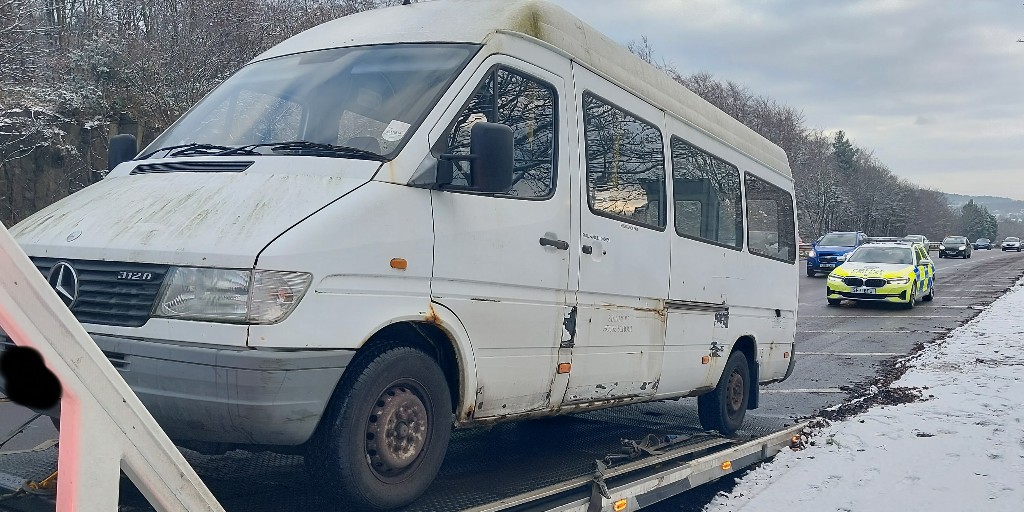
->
[807,231,867,277]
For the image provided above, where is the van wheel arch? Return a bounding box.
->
[358,322,463,415]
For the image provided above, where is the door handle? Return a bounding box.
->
[539,237,569,250]
[582,245,593,254]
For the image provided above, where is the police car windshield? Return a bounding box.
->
[819,233,857,246]
[848,247,914,265]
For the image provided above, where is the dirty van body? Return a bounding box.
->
[0,0,798,509]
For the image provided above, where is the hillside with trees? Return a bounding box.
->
[0,1,1013,242]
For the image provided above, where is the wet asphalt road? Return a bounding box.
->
[3,247,1024,510]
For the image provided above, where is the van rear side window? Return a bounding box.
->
[583,93,666,229]
[446,67,557,199]
[745,173,796,263]
[671,137,742,249]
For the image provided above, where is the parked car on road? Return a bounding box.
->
[973,238,992,250]
[902,234,929,246]
[826,242,934,308]
[807,231,868,276]
[1002,236,1022,252]
[939,236,972,258]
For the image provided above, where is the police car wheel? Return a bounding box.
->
[827,298,842,306]
[924,284,934,301]
[308,344,452,511]
[904,285,917,309]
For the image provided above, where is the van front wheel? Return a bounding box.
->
[698,351,749,436]
[308,345,452,511]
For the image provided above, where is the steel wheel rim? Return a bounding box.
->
[365,380,430,481]
[727,371,745,413]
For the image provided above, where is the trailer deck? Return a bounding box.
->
[0,400,801,512]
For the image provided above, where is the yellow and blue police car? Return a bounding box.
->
[826,242,935,308]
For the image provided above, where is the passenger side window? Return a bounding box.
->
[583,93,666,229]
[445,67,557,198]
[744,173,796,263]
[670,137,742,248]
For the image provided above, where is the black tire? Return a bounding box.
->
[903,283,917,309]
[923,282,934,301]
[938,253,944,258]
[806,268,816,277]
[698,351,749,436]
[307,344,453,511]
[827,298,842,306]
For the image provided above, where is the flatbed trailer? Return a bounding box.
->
[0,401,803,512]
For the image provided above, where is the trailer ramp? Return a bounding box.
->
[1,401,798,512]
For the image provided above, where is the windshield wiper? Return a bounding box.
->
[137,143,258,160]
[219,141,387,161]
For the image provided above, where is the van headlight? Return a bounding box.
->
[153,268,312,324]
[887,277,911,285]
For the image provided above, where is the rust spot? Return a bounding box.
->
[424,303,441,325]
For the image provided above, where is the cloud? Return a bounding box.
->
[550,0,1024,199]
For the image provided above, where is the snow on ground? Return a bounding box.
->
[705,280,1024,512]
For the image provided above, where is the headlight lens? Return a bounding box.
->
[887,277,911,285]
[154,267,311,324]
[959,245,966,250]
[827,274,844,282]
[808,249,816,257]
[939,245,945,250]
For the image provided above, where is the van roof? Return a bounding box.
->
[253,0,793,178]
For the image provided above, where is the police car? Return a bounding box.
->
[826,242,935,308]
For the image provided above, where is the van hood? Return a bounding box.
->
[11,167,374,268]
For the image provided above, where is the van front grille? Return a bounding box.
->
[30,258,169,327]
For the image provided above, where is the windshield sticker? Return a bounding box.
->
[381,120,411,142]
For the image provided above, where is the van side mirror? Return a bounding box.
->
[438,122,513,194]
[108,134,138,170]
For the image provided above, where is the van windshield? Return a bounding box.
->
[143,43,478,161]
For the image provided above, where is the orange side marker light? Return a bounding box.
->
[557,363,571,374]
[613,498,628,511]
[390,258,408,270]
[701,356,711,365]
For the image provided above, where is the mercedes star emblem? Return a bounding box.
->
[48,261,80,308]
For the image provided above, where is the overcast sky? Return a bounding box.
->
[550,0,1024,200]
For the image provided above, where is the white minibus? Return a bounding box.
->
[0,0,797,508]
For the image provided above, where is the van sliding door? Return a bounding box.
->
[564,63,668,404]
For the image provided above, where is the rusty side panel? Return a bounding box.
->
[560,305,577,348]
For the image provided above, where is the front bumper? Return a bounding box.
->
[1,333,352,447]
[940,249,967,257]
[807,256,841,272]
[826,280,912,303]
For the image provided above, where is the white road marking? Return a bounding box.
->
[762,388,845,394]
[802,330,944,333]
[799,352,903,356]
[800,315,956,318]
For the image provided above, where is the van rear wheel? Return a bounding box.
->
[307,345,452,511]
[698,351,749,436]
